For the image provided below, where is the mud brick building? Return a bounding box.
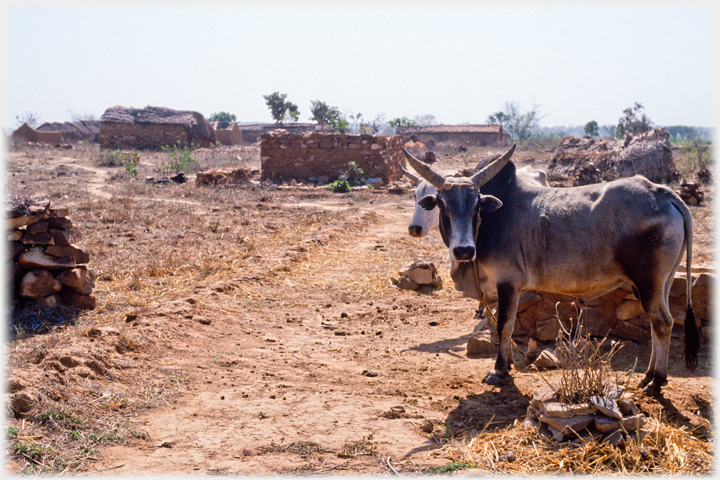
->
[99,106,216,150]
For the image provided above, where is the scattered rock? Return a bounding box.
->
[466,333,496,355]
[396,261,442,293]
[362,369,378,377]
[531,349,560,370]
[540,413,595,436]
[591,396,623,419]
[540,402,597,418]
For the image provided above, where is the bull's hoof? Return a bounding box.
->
[641,383,662,397]
[483,372,506,385]
[637,375,652,389]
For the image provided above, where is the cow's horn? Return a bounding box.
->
[402,148,445,189]
[470,144,516,188]
[399,164,421,185]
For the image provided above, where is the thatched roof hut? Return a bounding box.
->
[37,121,100,143]
[99,106,216,150]
[12,123,63,144]
[548,128,678,184]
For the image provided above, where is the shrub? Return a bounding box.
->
[161,141,196,174]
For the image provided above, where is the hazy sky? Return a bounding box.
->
[3,3,716,130]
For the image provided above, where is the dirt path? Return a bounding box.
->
[6,146,713,475]
[91,200,491,474]
[86,198,712,475]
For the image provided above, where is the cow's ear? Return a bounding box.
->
[478,194,502,212]
[418,194,438,211]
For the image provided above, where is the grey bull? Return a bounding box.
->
[401,162,549,238]
[403,145,699,396]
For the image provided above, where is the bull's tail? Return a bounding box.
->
[674,196,700,372]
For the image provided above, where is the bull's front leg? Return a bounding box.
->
[483,283,520,385]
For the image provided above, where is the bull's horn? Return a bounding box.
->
[402,148,445,189]
[470,144,516,188]
[399,164,421,185]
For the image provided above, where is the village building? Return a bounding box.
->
[36,121,100,143]
[98,106,216,150]
[11,123,63,144]
[396,124,509,148]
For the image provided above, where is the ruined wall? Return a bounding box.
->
[214,126,243,145]
[260,131,406,184]
[99,123,190,150]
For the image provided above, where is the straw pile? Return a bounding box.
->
[548,128,679,184]
[440,414,713,474]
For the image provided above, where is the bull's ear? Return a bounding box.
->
[478,194,502,212]
[418,194,438,211]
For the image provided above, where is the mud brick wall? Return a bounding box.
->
[7,203,97,310]
[260,131,406,184]
[99,123,191,150]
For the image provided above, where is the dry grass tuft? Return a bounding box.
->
[440,413,714,474]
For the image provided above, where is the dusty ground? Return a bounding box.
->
[4,142,714,475]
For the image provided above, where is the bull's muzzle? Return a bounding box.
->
[452,245,476,261]
[408,224,424,237]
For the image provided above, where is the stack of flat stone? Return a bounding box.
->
[394,261,442,294]
[7,201,96,310]
[676,180,705,205]
[524,383,648,447]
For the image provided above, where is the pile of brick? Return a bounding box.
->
[7,201,96,310]
[525,383,647,447]
[676,180,705,205]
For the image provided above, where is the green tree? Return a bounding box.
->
[263,92,299,125]
[329,116,349,133]
[208,111,237,128]
[584,120,599,137]
[617,102,653,136]
[388,117,416,128]
[310,100,342,130]
[486,111,510,130]
[493,102,542,141]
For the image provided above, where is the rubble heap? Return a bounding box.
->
[548,128,678,183]
[7,199,96,310]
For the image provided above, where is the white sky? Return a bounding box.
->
[2,2,717,130]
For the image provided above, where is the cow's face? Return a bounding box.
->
[419,184,502,261]
[402,144,515,260]
[409,181,439,237]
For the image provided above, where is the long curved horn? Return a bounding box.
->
[402,148,445,189]
[470,144,516,189]
[399,164,421,185]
